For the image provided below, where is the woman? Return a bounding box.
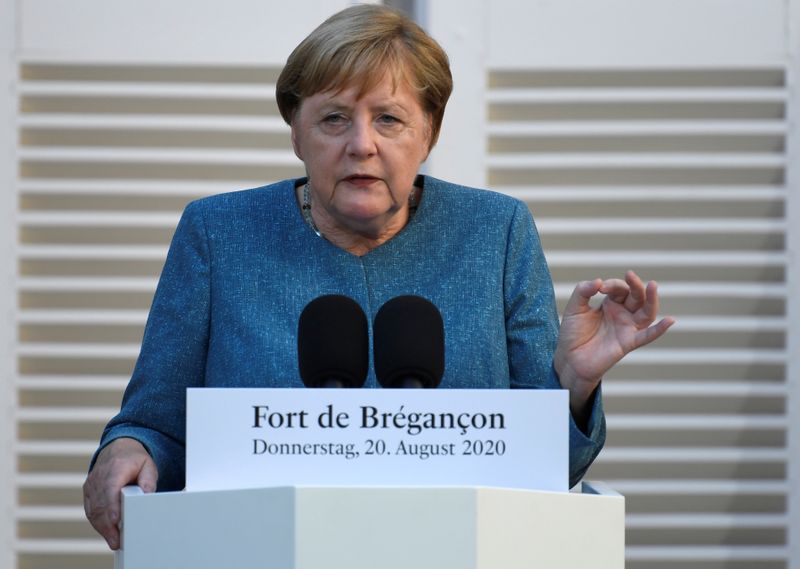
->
[83,5,673,550]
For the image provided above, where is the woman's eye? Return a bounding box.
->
[322,114,347,125]
[378,114,400,125]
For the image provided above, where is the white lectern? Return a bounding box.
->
[115,482,624,569]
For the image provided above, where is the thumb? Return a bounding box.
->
[564,278,603,316]
[136,458,159,494]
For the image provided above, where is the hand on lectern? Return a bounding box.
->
[554,270,675,425]
[83,437,158,550]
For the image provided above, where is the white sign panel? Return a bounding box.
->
[186,388,569,492]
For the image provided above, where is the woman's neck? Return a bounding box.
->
[296,183,419,256]
[315,205,411,256]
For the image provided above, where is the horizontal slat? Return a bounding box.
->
[645,282,787,297]
[17,178,259,195]
[19,245,167,259]
[19,277,158,291]
[16,473,87,488]
[19,81,276,99]
[603,479,790,494]
[598,448,787,462]
[500,185,785,201]
[602,381,787,396]
[487,66,786,76]
[487,88,788,103]
[488,120,787,136]
[19,212,181,227]
[20,147,299,165]
[670,316,785,331]
[620,349,786,365]
[625,545,787,561]
[17,506,85,521]
[626,513,787,528]
[14,539,109,554]
[487,153,785,168]
[606,415,787,429]
[19,310,147,324]
[20,113,288,131]
[546,251,787,265]
[16,441,98,455]
[536,218,785,233]
[554,281,787,299]
[17,343,139,357]
[18,376,129,390]
[17,408,119,422]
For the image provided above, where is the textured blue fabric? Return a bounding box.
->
[97,176,605,489]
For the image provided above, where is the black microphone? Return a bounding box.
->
[297,295,369,388]
[373,296,445,388]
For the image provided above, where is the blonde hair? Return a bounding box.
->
[276,4,452,149]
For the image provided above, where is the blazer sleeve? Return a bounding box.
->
[91,200,212,491]
[503,200,606,488]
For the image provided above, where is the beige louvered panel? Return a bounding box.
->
[488,68,789,569]
[16,63,303,569]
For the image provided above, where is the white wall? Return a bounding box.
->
[18,0,339,64]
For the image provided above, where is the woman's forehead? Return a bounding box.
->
[296,71,425,118]
[321,76,417,104]
[315,61,415,101]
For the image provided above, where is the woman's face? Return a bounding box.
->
[291,73,431,236]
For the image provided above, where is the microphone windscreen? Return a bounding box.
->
[297,295,369,388]
[373,296,445,388]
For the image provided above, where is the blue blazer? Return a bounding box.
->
[97,176,605,489]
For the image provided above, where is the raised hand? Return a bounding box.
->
[554,270,675,418]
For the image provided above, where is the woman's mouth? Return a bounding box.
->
[344,175,380,186]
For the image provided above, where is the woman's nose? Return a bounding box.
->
[346,120,378,158]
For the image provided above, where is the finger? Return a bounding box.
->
[84,479,122,550]
[83,480,92,519]
[104,523,121,551]
[633,316,676,349]
[137,458,159,494]
[635,280,662,327]
[95,457,157,550]
[563,278,603,315]
[598,278,629,304]
[624,270,646,312]
[83,440,149,550]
